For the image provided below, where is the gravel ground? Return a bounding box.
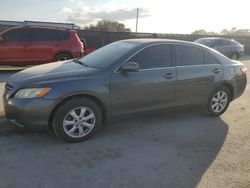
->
[0,60,249,188]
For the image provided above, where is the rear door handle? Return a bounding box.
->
[164,73,176,79]
[212,68,221,73]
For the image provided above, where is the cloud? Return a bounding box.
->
[58,7,73,14]
[69,0,81,3]
[65,8,151,25]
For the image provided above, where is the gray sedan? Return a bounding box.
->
[3,39,247,142]
[194,37,244,60]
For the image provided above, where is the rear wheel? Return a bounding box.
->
[54,53,72,61]
[52,98,102,142]
[207,86,231,116]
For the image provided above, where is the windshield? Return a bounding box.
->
[78,42,138,68]
[195,38,213,46]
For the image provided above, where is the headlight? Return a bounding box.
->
[14,88,51,99]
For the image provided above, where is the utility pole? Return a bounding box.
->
[136,8,139,33]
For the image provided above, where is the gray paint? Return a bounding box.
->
[3,39,247,131]
[195,37,244,59]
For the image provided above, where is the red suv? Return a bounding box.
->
[0,26,84,65]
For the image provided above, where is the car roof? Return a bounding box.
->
[118,38,197,46]
[118,38,234,63]
[196,37,234,41]
[2,26,73,33]
[118,38,221,51]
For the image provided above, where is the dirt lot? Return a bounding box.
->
[0,60,249,188]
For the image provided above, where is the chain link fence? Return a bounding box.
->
[78,30,250,54]
[1,25,250,54]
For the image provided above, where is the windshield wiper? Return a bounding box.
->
[73,59,89,67]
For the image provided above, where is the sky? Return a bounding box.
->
[1,0,250,34]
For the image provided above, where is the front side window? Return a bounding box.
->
[129,44,172,69]
[211,39,222,47]
[4,29,29,42]
[78,42,138,68]
[195,38,213,46]
[175,45,204,66]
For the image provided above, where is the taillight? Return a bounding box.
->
[240,67,247,75]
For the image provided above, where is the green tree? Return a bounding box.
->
[221,28,250,36]
[191,29,218,35]
[191,28,250,36]
[85,20,131,32]
[191,29,209,35]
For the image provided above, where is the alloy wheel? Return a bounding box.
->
[63,107,96,138]
[211,90,228,113]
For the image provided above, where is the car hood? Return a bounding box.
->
[8,60,100,86]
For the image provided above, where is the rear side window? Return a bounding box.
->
[221,39,231,46]
[4,29,29,42]
[175,45,204,66]
[130,44,172,69]
[57,31,70,41]
[30,29,57,41]
[229,40,238,45]
[204,51,219,64]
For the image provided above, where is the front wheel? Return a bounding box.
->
[207,86,231,116]
[52,98,102,142]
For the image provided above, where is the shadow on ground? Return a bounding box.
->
[0,109,228,188]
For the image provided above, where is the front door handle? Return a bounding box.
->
[212,68,221,73]
[164,73,176,79]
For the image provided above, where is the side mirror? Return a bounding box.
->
[0,36,4,42]
[121,62,139,72]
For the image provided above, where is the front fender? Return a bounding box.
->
[43,76,111,114]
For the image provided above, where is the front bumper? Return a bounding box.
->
[4,97,57,131]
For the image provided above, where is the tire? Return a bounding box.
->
[54,53,72,61]
[230,53,239,60]
[206,86,231,116]
[52,98,102,142]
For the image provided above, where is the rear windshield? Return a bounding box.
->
[78,42,138,68]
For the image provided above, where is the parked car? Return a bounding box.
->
[194,37,244,60]
[0,26,84,65]
[3,39,247,142]
[81,39,96,54]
